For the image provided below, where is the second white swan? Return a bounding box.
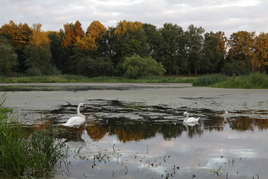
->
[183,112,200,123]
[62,103,86,127]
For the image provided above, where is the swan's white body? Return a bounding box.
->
[62,103,86,127]
[183,112,200,123]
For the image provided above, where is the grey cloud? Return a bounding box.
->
[0,0,267,38]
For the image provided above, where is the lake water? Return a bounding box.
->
[2,84,268,179]
[48,99,268,179]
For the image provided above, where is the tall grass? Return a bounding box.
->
[193,73,229,86]
[0,93,65,178]
[213,72,268,89]
[193,72,268,89]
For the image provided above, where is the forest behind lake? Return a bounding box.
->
[0,20,268,79]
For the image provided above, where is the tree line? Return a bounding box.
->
[0,20,267,78]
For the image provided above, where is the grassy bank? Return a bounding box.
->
[0,75,195,83]
[1,73,267,89]
[193,73,268,89]
[0,94,65,178]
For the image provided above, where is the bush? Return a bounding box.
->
[25,67,43,76]
[122,54,166,79]
[45,65,61,76]
[77,56,115,77]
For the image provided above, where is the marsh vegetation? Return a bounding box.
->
[193,72,268,89]
[0,94,66,178]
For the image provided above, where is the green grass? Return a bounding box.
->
[0,94,65,178]
[0,75,90,83]
[0,75,196,83]
[1,73,267,89]
[193,72,268,89]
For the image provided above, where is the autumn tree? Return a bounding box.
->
[113,20,143,36]
[253,32,268,72]
[110,20,147,69]
[61,21,85,73]
[225,31,255,75]
[24,24,52,75]
[74,21,108,57]
[62,21,84,48]
[86,21,107,41]
[0,21,32,72]
[215,31,229,72]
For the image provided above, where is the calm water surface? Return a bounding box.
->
[28,100,267,179]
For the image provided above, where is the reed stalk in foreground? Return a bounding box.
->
[0,93,65,178]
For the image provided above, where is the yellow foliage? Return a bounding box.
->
[75,34,97,50]
[215,31,228,57]
[114,20,143,36]
[29,23,50,49]
[87,20,107,40]
[253,32,268,70]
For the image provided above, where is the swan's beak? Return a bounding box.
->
[83,105,87,108]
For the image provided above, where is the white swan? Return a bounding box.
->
[183,112,200,123]
[62,103,86,127]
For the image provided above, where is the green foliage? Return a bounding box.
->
[77,56,115,77]
[201,32,223,73]
[122,54,166,79]
[0,40,18,76]
[185,24,205,75]
[1,20,268,77]
[159,23,185,75]
[44,64,61,76]
[24,42,52,74]
[25,67,43,76]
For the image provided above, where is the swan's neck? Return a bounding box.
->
[77,104,85,118]
[183,113,189,122]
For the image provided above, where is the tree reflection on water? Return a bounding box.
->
[52,99,268,142]
[23,99,268,179]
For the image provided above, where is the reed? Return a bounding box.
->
[193,72,268,89]
[193,73,229,86]
[0,94,65,178]
[212,72,268,89]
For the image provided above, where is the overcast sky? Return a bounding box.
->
[1,0,267,37]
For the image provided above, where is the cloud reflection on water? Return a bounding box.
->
[23,100,268,179]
